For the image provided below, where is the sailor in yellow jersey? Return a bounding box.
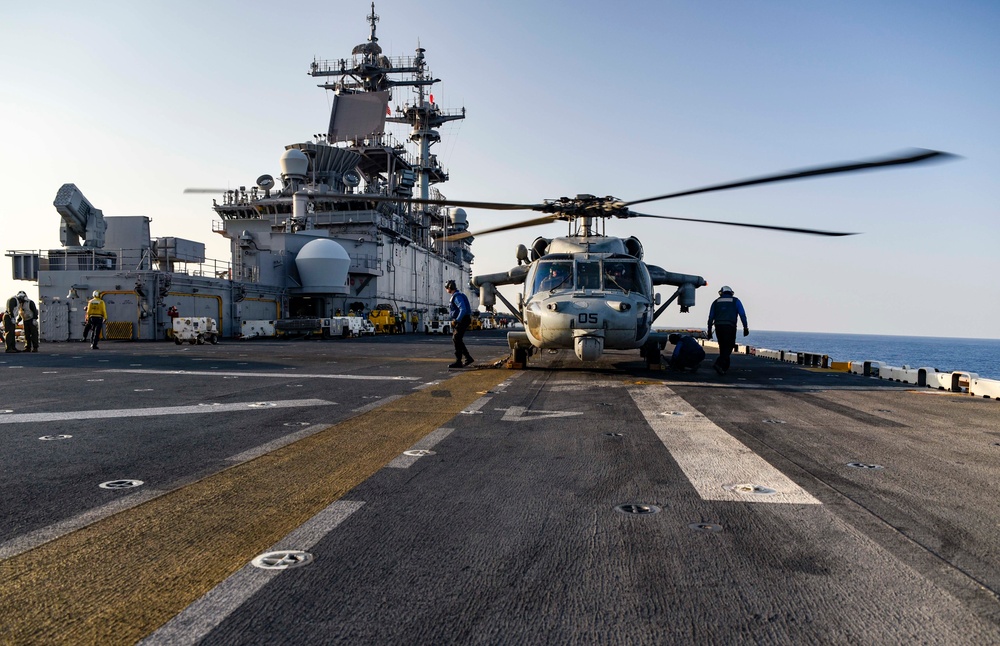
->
[84,291,108,349]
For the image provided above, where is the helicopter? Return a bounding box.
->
[343,148,952,368]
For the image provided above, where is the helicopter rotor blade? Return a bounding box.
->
[624,149,956,208]
[326,193,543,211]
[440,215,562,242]
[397,196,543,211]
[630,211,857,237]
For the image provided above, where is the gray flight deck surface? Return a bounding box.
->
[1,331,999,644]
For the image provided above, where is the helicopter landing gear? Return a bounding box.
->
[641,340,663,370]
[507,331,531,369]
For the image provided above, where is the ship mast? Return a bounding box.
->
[390,45,466,201]
[309,3,465,202]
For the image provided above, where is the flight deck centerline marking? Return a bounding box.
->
[627,385,820,505]
[0,399,335,424]
[102,368,418,381]
[139,500,365,646]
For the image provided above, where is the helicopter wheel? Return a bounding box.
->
[511,347,529,368]
[642,340,662,370]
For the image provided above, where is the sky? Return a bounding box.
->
[2,0,998,339]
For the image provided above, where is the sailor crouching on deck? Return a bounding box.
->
[84,291,108,350]
[445,280,474,369]
[707,285,749,376]
[667,333,706,372]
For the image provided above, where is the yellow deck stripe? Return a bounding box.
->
[0,368,511,646]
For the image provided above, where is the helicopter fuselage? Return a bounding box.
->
[472,233,707,366]
[517,249,656,361]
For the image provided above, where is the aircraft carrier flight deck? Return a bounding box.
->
[1,331,999,644]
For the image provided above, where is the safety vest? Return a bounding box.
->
[19,300,37,322]
[712,297,740,326]
[86,298,107,319]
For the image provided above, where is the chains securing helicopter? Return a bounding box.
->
[320,148,954,367]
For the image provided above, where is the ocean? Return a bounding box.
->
[743,331,1000,381]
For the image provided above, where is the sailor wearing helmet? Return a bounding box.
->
[706,285,749,375]
[445,280,474,368]
[16,291,39,352]
[84,291,108,349]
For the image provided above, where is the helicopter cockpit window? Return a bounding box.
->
[534,261,574,293]
[576,261,601,290]
[603,261,640,292]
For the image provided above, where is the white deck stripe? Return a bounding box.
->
[461,397,491,414]
[0,399,335,424]
[628,386,820,505]
[351,394,405,413]
[225,424,331,463]
[0,421,339,560]
[0,489,165,560]
[140,500,365,645]
[386,427,455,469]
[103,369,417,381]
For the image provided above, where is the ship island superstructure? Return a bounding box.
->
[6,4,474,342]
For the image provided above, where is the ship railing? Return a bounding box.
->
[185,257,235,280]
[311,54,427,77]
[354,132,416,166]
[15,248,232,280]
[743,343,1000,399]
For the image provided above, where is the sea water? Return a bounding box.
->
[746,331,1000,381]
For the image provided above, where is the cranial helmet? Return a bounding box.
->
[16,291,27,301]
[93,291,101,298]
[444,280,457,291]
[719,285,734,295]
[668,333,681,345]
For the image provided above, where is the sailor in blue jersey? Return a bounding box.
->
[667,333,706,372]
[445,280,474,368]
[706,285,749,375]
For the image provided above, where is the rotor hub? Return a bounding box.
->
[540,195,630,220]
